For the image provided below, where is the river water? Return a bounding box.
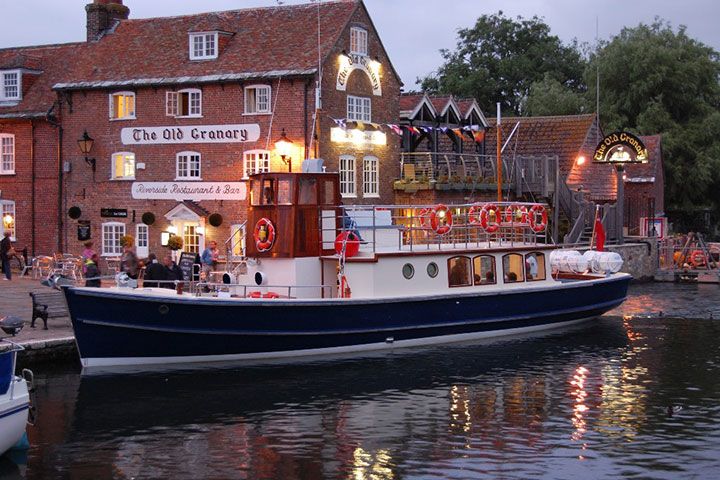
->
[3,283,720,479]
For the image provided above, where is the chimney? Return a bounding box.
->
[86,0,130,42]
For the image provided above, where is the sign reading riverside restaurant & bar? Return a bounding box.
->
[121,124,260,145]
[131,182,247,201]
[593,131,648,164]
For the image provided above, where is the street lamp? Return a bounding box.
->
[77,130,96,172]
[274,128,293,172]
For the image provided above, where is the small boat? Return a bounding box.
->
[62,172,631,370]
[0,317,33,456]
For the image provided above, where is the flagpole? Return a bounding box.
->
[496,102,502,203]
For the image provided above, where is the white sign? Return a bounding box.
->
[131,182,247,201]
[330,127,386,146]
[336,54,382,96]
[121,124,260,145]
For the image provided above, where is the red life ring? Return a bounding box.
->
[528,205,548,233]
[263,291,280,299]
[479,204,500,233]
[429,204,453,235]
[253,217,276,252]
[417,208,432,229]
[247,291,263,298]
[334,231,360,258]
[690,250,706,267]
[504,205,529,224]
[468,203,483,225]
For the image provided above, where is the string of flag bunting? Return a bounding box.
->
[331,117,486,144]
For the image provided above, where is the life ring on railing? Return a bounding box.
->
[253,217,276,252]
[417,208,432,229]
[479,204,500,233]
[468,203,483,225]
[528,205,548,233]
[690,250,706,267]
[247,291,263,298]
[504,205,529,225]
[334,231,360,258]
[429,204,453,235]
[263,292,280,299]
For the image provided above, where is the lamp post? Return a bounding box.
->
[77,130,96,172]
[275,128,294,172]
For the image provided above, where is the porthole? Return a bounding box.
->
[158,304,170,315]
[427,262,439,278]
[402,263,415,279]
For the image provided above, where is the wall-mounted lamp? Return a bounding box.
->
[77,130,96,172]
[160,231,171,247]
[274,128,294,172]
[2,213,13,229]
[576,155,586,166]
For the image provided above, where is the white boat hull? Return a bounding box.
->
[0,378,30,456]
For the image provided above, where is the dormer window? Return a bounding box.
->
[166,89,202,118]
[0,70,21,102]
[189,32,218,60]
[109,91,135,120]
[244,85,271,114]
[350,27,368,56]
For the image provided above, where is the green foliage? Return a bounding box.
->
[526,73,588,116]
[166,235,184,251]
[120,235,134,248]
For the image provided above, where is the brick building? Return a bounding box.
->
[49,0,401,260]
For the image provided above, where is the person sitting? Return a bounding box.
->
[143,253,166,288]
[84,254,101,288]
[485,270,495,283]
[505,271,518,282]
[163,254,184,289]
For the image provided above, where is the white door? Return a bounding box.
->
[136,224,149,258]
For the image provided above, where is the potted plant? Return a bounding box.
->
[416,174,431,190]
[167,235,184,251]
[435,174,451,190]
[120,235,135,248]
[450,175,464,190]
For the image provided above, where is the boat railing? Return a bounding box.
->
[117,279,335,299]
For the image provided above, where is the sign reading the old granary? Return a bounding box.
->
[100,208,128,218]
[131,182,247,201]
[336,53,382,96]
[593,132,648,164]
[121,124,261,145]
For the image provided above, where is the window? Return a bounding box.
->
[347,95,371,122]
[166,89,202,117]
[176,151,201,180]
[448,256,472,287]
[350,27,368,56]
[0,200,15,240]
[525,252,546,281]
[189,32,218,60]
[339,155,356,198]
[427,262,439,278]
[109,92,135,120]
[244,85,271,114]
[136,224,148,258]
[362,156,379,197]
[183,224,200,254]
[229,224,246,257]
[102,222,125,256]
[0,134,14,174]
[111,152,135,180]
[473,255,496,285]
[243,150,270,179]
[502,253,525,283]
[402,263,415,279]
[0,71,20,101]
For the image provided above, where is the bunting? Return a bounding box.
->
[329,117,487,141]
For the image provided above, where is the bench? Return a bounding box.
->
[29,290,69,330]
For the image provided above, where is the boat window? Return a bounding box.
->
[277,179,292,204]
[402,263,415,279]
[262,179,275,205]
[427,262,439,278]
[250,180,262,206]
[502,253,525,283]
[473,255,496,285]
[447,256,472,287]
[525,252,546,281]
[323,180,335,204]
[298,177,318,205]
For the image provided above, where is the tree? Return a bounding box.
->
[419,12,586,116]
[526,73,588,116]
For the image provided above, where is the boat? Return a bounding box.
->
[0,317,33,456]
[61,172,631,370]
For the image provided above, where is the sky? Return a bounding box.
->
[2,0,719,89]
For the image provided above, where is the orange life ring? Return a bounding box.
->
[504,205,529,224]
[417,208,432,229]
[690,250,706,267]
[253,217,276,252]
[263,291,280,299]
[468,203,483,225]
[528,205,548,233]
[429,204,453,235]
[247,291,263,298]
[479,204,500,233]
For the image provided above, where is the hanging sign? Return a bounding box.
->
[77,220,91,241]
[121,124,260,145]
[336,53,382,96]
[131,182,247,201]
[593,132,648,163]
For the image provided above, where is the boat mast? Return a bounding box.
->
[496,102,502,202]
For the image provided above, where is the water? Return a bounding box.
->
[3,283,720,479]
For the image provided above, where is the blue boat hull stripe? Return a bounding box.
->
[0,403,29,420]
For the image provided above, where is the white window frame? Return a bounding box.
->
[101,222,125,257]
[111,151,136,180]
[109,91,136,120]
[0,134,15,175]
[189,32,219,60]
[176,151,202,180]
[0,200,16,241]
[362,155,379,198]
[242,149,270,179]
[243,85,272,115]
[183,224,201,254]
[347,95,371,122]
[350,27,368,56]
[165,89,202,118]
[0,70,21,102]
[339,155,356,198]
[136,224,149,258]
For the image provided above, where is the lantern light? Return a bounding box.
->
[274,128,294,172]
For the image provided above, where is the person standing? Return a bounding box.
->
[143,253,166,288]
[81,240,96,274]
[120,243,139,279]
[84,254,102,287]
[200,240,219,281]
[0,232,14,281]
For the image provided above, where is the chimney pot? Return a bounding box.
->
[86,0,129,42]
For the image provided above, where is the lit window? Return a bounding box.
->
[473,255,496,285]
[102,222,125,256]
[166,89,202,117]
[243,150,270,179]
[448,256,472,287]
[502,253,525,283]
[183,225,200,254]
[0,71,21,101]
[0,134,14,174]
[362,155,379,197]
[350,27,368,56]
[244,85,271,114]
[339,155,356,198]
[109,92,136,120]
[189,32,218,60]
[525,252,546,281]
[229,224,246,258]
[176,151,201,180]
[0,200,16,240]
[111,152,135,180]
[347,95,371,122]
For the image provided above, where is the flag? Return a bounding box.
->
[452,128,463,138]
[594,218,605,252]
[472,130,485,143]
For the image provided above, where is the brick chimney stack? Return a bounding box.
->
[86,0,130,42]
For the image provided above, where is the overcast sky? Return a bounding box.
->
[2,0,719,89]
